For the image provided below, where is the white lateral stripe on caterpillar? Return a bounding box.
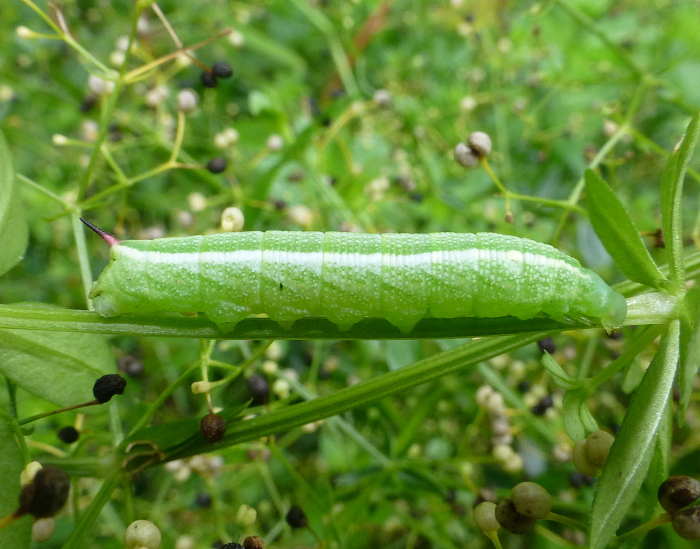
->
[116,247,589,279]
[89,231,627,333]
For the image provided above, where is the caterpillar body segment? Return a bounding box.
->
[89,231,627,333]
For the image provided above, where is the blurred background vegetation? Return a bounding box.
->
[1,0,700,547]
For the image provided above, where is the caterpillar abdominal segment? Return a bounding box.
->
[85,229,627,334]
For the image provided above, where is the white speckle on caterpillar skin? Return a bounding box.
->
[90,231,626,333]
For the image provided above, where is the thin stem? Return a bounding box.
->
[62,470,122,549]
[546,511,587,531]
[614,513,671,544]
[72,211,96,308]
[126,361,201,437]
[169,111,186,164]
[16,173,73,208]
[122,29,232,83]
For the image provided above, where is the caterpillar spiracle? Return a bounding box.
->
[83,222,627,333]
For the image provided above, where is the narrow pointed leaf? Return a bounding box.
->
[660,111,700,288]
[542,352,579,389]
[562,389,598,441]
[589,320,680,549]
[584,169,666,289]
[679,288,700,425]
[0,130,28,277]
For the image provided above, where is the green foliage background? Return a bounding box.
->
[1,1,700,548]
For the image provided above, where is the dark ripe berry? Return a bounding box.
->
[18,466,70,519]
[93,374,127,403]
[80,96,97,113]
[531,395,553,416]
[200,412,227,443]
[517,380,531,392]
[658,476,700,513]
[671,506,700,540]
[247,374,269,406]
[285,505,308,529]
[221,544,244,549]
[212,61,233,79]
[537,337,556,354]
[195,491,213,508]
[206,157,228,174]
[118,354,144,378]
[272,199,287,211]
[243,536,265,549]
[201,71,218,88]
[494,498,536,534]
[57,426,79,444]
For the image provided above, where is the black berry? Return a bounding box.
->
[195,492,213,508]
[18,466,71,519]
[212,61,233,79]
[285,505,308,528]
[206,157,228,174]
[247,375,269,406]
[201,71,218,88]
[531,395,553,416]
[93,374,127,403]
[200,412,227,443]
[57,426,79,444]
[537,337,556,354]
[221,544,244,549]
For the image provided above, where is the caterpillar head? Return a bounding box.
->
[575,272,627,331]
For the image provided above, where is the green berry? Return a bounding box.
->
[495,498,537,534]
[511,482,552,519]
[585,430,614,468]
[474,501,500,532]
[572,439,600,477]
[125,519,161,549]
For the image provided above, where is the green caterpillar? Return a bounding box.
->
[84,223,627,333]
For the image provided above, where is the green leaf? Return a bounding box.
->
[660,111,700,289]
[0,304,116,407]
[0,130,28,277]
[541,352,579,390]
[589,320,680,549]
[0,410,32,549]
[584,169,667,290]
[562,389,598,441]
[679,288,700,425]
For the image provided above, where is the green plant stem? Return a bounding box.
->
[71,211,95,308]
[486,530,504,549]
[546,511,587,531]
[62,468,122,549]
[16,173,73,208]
[552,0,645,77]
[126,361,201,438]
[166,333,548,460]
[614,512,671,544]
[587,324,665,389]
[76,5,142,200]
[289,0,360,98]
[552,79,649,242]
